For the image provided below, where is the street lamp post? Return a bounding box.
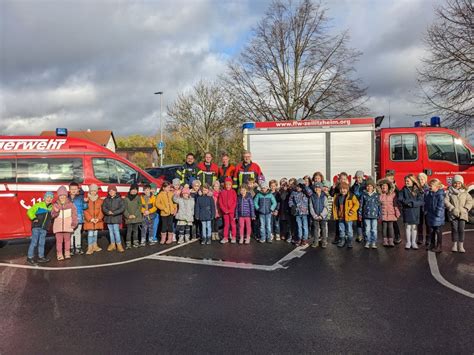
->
[154,91,163,166]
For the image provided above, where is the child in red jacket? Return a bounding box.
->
[218,177,237,243]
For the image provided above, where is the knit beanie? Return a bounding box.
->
[453,175,464,184]
[322,180,332,188]
[355,170,365,178]
[182,187,191,195]
[172,178,181,186]
[365,179,376,188]
[313,182,323,190]
[225,177,233,184]
[57,186,68,197]
[260,181,269,189]
[107,185,118,193]
[150,183,157,190]
[129,183,139,192]
[297,178,305,186]
[44,191,54,199]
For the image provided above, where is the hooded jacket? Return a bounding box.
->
[27,201,53,231]
[83,196,104,230]
[156,191,177,217]
[358,190,381,219]
[398,186,424,224]
[70,189,88,224]
[173,195,195,223]
[124,193,143,224]
[195,194,216,221]
[219,188,238,215]
[102,193,125,224]
[445,186,473,222]
[51,199,78,233]
[425,189,446,227]
[309,192,328,220]
[288,190,309,216]
[254,190,277,215]
[236,193,256,219]
[332,192,359,221]
[376,179,400,222]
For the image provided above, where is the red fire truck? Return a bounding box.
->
[243,116,474,188]
[0,132,163,240]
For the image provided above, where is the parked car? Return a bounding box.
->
[145,164,181,184]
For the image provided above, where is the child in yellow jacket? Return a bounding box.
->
[332,182,360,249]
[155,181,177,244]
[141,184,158,246]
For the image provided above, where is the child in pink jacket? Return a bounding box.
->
[377,179,400,247]
[211,180,222,241]
[51,186,78,260]
[218,177,237,243]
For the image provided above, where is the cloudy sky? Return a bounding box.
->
[1,0,444,137]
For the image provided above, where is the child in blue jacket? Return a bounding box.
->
[289,179,310,245]
[358,180,381,249]
[69,182,88,255]
[425,179,446,253]
[254,181,277,243]
[308,182,329,248]
[195,184,216,245]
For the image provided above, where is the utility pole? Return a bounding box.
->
[154,91,164,166]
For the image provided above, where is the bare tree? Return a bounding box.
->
[224,0,368,122]
[417,0,473,129]
[167,80,242,154]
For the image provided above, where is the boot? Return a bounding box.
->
[388,238,395,247]
[93,243,102,252]
[411,234,418,250]
[86,245,94,255]
[160,233,167,245]
[383,238,388,247]
[337,238,346,248]
[116,243,125,253]
[184,234,190,243]
[177,235,184,244]
[452,242,458,252]
[107,243,116,252]
[166,233,174,244]
[65,250,71,259]
[458,242,465,253]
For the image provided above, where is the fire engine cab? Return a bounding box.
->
[243,116,474,188]
[0,130,162,240]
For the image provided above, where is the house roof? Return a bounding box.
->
[40,130,116,147]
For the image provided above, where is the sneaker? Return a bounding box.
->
[57,255,64,261]
[184,236,190,243]
[177,236,184,244]
[321,241,328,249]
[337,239,345,248]
[258,239,266,243]
[76,248,84,255]
[267,239,273,244]
[275,234,281,241]
[37,257,50,264]
[149,240,157,246]
[206,239,211,245]
[371,243,377,249]
[26,257,37,266]
[139,243,146,247]
[332,239,340,245]
[133,242,139,249]
[364,242,370,249]
[69,249,75,256]
[355,236,363,243]
[239,238,244,244]
[347,242,353,249]
[220,239,228,244]
[200,240,206,245]
[301,240,308,246]
[245,239,250,245]
[286,238,293,244]
[394,237,402,244]
[125,243,132,250]
[230,239,237,244]
[405,243,411,250]
[411,243,418,250]
[311,242,319,248]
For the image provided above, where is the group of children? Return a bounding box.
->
[26,170,472,265]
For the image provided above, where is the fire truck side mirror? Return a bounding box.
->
[424,169,433,176]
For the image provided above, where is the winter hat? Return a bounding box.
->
[225,177,233,184]
[260,181,269,189]
[150,183,157,190]
[57,186,68,197]
[322,180,332,188]
[297,178,305,186]
[129,183,139,192]
[453,175,464,184]
[107,185,118,193]
[313,182,323,190]
[355,170,365,178]
[365,179,376,188]
[44,191,54,199]
[172,178,181,186]
[181,187,191,195]
[89,184,99,192]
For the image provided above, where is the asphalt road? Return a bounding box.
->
[1,230,473,354]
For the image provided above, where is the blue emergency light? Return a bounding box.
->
[55,128,68,136]
[430,116,441,127]
[414,121,423,127]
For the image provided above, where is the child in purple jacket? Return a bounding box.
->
[236,184,255,245]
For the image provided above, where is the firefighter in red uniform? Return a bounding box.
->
[218,153,236,184]
[233,151,263,188]
[197,152,219,186]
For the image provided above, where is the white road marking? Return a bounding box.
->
[0,239,198,271]
[427,229,474,299]
[147,243,309,271]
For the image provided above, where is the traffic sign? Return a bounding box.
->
[157,141,165,150]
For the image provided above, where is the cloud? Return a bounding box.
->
[1,0,458,138]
